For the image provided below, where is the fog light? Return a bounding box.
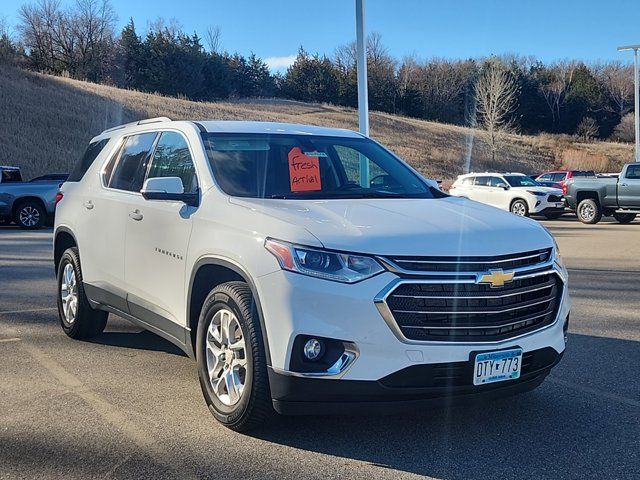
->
[303,338,323,361]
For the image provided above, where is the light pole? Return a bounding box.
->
[618,44,640,162]
[355,0,370,186]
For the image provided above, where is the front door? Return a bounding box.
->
[124,131,199,338]
[618,164,640,208]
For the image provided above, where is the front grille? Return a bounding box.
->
[385,273,562,342]
[548,194,563,203]
[386,248,552,273]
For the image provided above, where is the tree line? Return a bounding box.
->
[1,0,636,143]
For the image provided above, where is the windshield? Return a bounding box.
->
[504,175,539,187]
[203,133,439,199]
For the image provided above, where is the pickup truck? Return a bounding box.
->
[0,166,67,229]
[565,162,640,224]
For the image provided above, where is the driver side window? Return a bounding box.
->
[334,145,385,186]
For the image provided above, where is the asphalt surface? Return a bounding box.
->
[1,217,639,480]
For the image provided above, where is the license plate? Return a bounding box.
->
[473,348,522,385]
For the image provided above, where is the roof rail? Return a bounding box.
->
[101,117,172,135]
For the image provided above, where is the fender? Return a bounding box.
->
[53,225,78,272]
[187,255,272,365]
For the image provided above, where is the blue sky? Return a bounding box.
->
[2,0,639,71]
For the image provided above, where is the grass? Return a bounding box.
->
[0,67,635,180]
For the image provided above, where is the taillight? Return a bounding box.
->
[54,192,64,206]
[562,183,567,195]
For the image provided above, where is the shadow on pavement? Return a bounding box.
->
[89,328,187,357]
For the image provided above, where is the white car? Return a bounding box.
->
[54,118,570,431]
[449,172,565,219]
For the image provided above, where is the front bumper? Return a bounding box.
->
[529,196,566,214]
[270,347,563,415]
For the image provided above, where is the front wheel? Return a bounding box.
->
[196,281,273,432]
[57,247,108,339]
[576,199,602,224]
[613,212,637,224]
[510,199,529,217]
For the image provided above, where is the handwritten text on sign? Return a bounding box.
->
[288,147,322,192]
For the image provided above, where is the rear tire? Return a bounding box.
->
[576,199,602,224]
[14,201,46,229]
[613,212,636,224]
[196,281,273,432]
[510,199,529,217]
[57,247,108,339]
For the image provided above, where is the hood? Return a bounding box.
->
[230,196,553,256]
[514,186,563,195]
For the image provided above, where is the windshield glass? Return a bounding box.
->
[203,133,438,200]
[504,175,539,187]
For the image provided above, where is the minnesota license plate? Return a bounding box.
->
[473,348,522,386]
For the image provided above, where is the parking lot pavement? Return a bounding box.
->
[1,219,639,480]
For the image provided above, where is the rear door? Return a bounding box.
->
[79,132,158,311]
[618,164,640,208]
[124,131,199,336]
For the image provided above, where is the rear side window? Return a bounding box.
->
[626,165,640,179]
[107,133,158,192]
[551,173,566,182]
[68,139,109,182]
[461,177,473,185]
[1,169,22,182]
[147,132,198,193]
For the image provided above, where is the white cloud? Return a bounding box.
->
[264,54,297,71]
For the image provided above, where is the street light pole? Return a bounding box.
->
[618,44,640,162]
[355,0,369,137]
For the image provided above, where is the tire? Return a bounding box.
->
[196,281,273,432]
[544,212,563,220]
[510,199,529,217]
[57,247,108,339]
[613,212,637,224]
[576,199,602,224]
[14,201,46,229]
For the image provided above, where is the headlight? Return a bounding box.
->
[265,238,385,283]
[526,190,546,197]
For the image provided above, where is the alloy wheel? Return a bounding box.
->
[19,206,40,227]
[512,202,526,216]
[60,263,78,325]
[205,309,248,406]
[579,203,595,222]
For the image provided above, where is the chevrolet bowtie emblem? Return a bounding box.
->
[477,269,515,288]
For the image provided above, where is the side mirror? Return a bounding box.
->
[497,182,509,190]
[141,177,198,206]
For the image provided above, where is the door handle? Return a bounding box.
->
[129,209,143,221]
[620,183,628,187]
[83,200,94,210]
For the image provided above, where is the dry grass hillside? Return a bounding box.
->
[0,67,634,180]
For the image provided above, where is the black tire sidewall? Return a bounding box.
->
[16,202,45,229]
[613,213,636,224]
[196,289,255,426]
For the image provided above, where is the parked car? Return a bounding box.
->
[54,118,570,432]
[535,170,595,196]
[0,166,67,229]
[565,162,640,224]
[449,172,565,219]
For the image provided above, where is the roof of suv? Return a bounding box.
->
[457,172,525,178]
[98,117,364,139]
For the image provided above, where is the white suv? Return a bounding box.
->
[54,118,571,431]
[449,172,565,219]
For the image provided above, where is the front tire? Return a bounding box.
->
[15,201,46,229]
[57,247,108,339]
[510,199,529,217]
[196,281,273,432]
[613,212,637,224]
[576,199,602,224]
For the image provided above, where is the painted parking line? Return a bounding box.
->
[0,307,57,315]
[0,337,21,343]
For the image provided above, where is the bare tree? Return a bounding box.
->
[474,61,519,161]
[205,25,221,53]
[576,117,599,141]
[595,61,633,120]
[539,60,577,130]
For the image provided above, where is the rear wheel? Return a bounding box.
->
[510,199,529,217]
[613,212,637,224]
[57,247,108,339]
[196,281,273,432]
[15,201,45,229]
[576,199,602,224]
